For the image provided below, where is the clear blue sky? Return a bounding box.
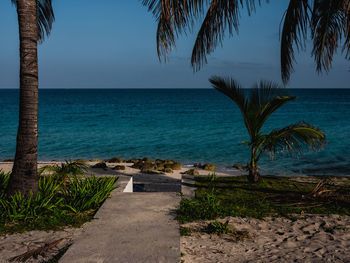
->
[0,0,349,89]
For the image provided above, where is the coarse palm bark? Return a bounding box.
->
[7,0,54,196]
[7,0,39,196]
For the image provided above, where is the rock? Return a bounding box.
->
[3,159,14,162]
[90,158,102,162]
[91,162,107,169]
[183,169,199,176]
[112,165,126,170]
[165,162,182,170]
[142,157,153,163]
[155,159,164,165]
[141,169,164,175]
[164,160,175,165]
[127,158,140,164]
[163,168,173,173]
[194,163,203,168]
[156,164,165,171]
[107,157,124,163]
[131,162,142,169]
[203,164,216,171]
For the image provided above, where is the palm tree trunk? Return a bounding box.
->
[248,165,261,183]
[7,0,39,196]
[248,148,261,183]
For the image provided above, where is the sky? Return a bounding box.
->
[0,0,349,89]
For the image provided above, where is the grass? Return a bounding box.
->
[177,174,350,223]
[0,169,118,235]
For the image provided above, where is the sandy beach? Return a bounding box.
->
[181,215,350,262]
[0,160,350,262]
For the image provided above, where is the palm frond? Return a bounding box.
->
[142,0,202,60]
[191,0,241,71]
[341,0,350,58]
[260,121,327,160]
[209,76,253,136]
[143,0,264,63]
[247,81,296,138]
[311,0,345,73]
[12,0,55,42]
[280,0,309,83]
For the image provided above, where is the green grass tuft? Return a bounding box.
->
[177,174,350,223]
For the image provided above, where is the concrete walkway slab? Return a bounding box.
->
[59,192,180,263]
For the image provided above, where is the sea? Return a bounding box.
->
[0,88,349,176]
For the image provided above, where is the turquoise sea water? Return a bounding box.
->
[0,89,349,176]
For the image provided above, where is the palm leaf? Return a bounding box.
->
[246,81,296,139]
[12,0,55,42]
[342,0,350,57]
[143,0,264,64]
[209,76,254,136]
[280,0,310,83]
[191,0,241,71]
[260,121,327,160]
[311,0,345,73]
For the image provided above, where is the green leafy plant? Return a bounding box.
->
[177,192,223,223]
[64,175,118,214]
[0,169,118,234]
[206,221,232,235]
[210,77,327,182]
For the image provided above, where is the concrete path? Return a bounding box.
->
[59,191,180,263]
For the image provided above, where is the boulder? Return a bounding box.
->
[112,165,126,170]
[203,164,216,171]
[141,169,164,175]
[91,162,108,170]
[75,159,89,164]
[127,158,140,164]
[183,169,199,176]
[107,157,124,163]
[156,164,165,171]
[165,162,182,170]
[142,157,153,163]
[193,163,203,168]
[163,168,173,173]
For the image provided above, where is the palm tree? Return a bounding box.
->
[6,0,54,196]
[142,0,350,83]
[210,76,326,182]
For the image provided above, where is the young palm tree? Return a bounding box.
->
[142,0,350,83]
[209,76,326,182]
[7,0,54,196]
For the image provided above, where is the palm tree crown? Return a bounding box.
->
[210,76,327,182]
[143,0,350,83]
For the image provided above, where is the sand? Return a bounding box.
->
[181,215,350,263]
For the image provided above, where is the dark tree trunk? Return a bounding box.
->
[248,166,261,183]
[7,0,39,196]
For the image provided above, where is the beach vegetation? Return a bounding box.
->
[0,169,118,235]
[210,77,326,182]
[143,0,350,83]
[7,0,55,196]
[177,174,350,223]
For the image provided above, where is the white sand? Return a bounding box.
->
[181,215,350,263]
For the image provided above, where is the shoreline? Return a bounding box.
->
[1,160,350,178]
